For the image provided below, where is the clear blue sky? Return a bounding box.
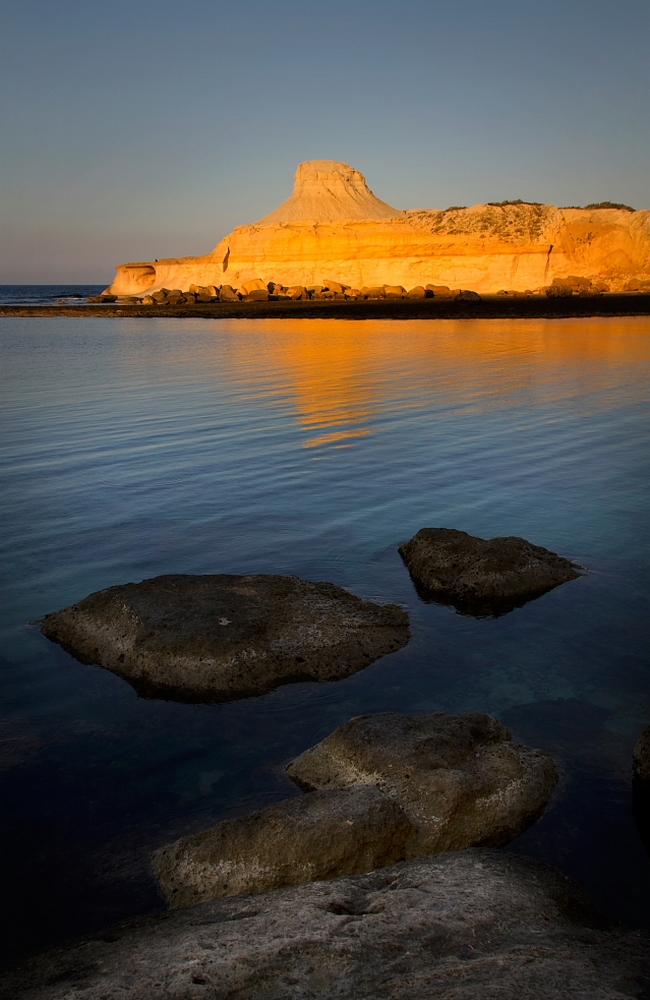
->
[2,0,648,282]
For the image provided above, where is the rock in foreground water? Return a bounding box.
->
[40,574,409,702]
[399,527,582,614]
[153,786,411,907]
[286,711,558,854]
[2,852,647,1000]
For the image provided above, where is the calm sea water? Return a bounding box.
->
[0,285,105,306]
[1,315,648,965]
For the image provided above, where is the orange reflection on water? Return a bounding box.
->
[207,317,649,450]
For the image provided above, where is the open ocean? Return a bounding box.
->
[0,285,105,306]
[0,309,649,966]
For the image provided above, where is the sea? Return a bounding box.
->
[0,285,105,306]
[1,294,649,965]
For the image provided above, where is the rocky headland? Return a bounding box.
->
[103,159,650,299]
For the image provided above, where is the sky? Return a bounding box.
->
[1,0,649,283]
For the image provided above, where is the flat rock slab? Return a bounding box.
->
[286,711,558,854]
[3,852,648,1000]
[153,786,411,908]
[399,527,582,615]
[40,574,409,702]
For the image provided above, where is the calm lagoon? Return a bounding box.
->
[1,315,649,964]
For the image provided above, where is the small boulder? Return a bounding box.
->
[141,295,155,305]
[40,574,409,702]
[151,290,168,302]
[98,293,117,302]
[219,284,240,301]
[426,284,452,296]
[245,289,269,301]
[383,285,406,299]
[546,284,573,297]
[322,280,346,294]
[455,289,482,301]
[240,278,267,294]
[286,285,307,299]
[360,286,385,299]
[287,711,557,856]
[399,527,582,615]
[407,286,426,298]
[152,786,410,907]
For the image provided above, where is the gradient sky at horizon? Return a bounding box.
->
[2,0,649,283]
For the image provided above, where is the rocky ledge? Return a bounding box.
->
[40,574,409,702]
[2,852,648,1000]
[399,527,583,615]
[153,711,556,907]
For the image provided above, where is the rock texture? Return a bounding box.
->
[286,711,558,855]
[153,786,411,907]
[634,727,650,782]
[2,852,648,1000]
[399,527,582,615]
[40,574,409,702]
[106,159,650,296]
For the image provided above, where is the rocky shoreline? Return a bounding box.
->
[2,291,649,320]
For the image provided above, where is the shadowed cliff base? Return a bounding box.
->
[2,293,650,320]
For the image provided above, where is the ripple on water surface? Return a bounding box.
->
[0,315,649,963]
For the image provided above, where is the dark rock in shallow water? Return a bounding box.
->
[2,852,647,1000]
[399,527,582,615]
[634,726,650,782]
[286,711,558,855]
[153,786,411,907]
[40,574,409,702]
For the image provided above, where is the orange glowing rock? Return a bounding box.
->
[106,160,650,297]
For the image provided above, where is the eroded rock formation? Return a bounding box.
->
[399,527,583,615]
[106,159,650,296]
[3,852,648,1000]
[40,574,409,702]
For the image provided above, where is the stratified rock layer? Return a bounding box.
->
[399,527,582,614]
[106,159,650,296]
[286,711,558,855]
[153,786,411,908]
[40,574,409,702]
[2,852,648,1000]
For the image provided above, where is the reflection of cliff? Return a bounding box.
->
[211,318,649,452]
[108,160,650,296]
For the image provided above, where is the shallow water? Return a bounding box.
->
[1,315,649,964]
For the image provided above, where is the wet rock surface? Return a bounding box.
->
[286,711,558,855]
[40,574,409,702]
[153,786,411,908]
[399,527,582,615]
[634,727,650,783]
[2,851,648,1000]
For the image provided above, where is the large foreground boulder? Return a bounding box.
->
[152,786,411,907]
[2,852,648,1000]
[399,527,582,615]
[286,711,557,855]
[40,574,409,702]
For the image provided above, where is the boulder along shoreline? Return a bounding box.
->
[2,292,650,320]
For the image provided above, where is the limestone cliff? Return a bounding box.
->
[107,160,650,295]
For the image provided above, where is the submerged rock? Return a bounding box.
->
[634,726,650,782]
[40,574,409,702]
[286,711,558,855]
[153,786,411,907]
[2,852,647,1000]
[399,527,582,615]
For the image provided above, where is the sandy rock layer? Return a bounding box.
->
[40,574,409,702]
[399,527,582,615]
[287,711,558,855]
[2,852,648,1000]
[153,786,411,907]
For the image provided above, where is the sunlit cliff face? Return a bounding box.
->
[106,160,650,296]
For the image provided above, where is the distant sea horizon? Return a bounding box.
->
[0,285,106,306]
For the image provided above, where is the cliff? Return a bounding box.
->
[107,160,650,296]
